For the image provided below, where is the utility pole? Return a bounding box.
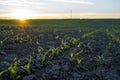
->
[70,9,72,19]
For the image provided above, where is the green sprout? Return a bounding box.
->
[50,47,63,59]
[76,58,82,65]
[7,59,21,80]
[71,38,78,45]
[0,71,5,77]
[36,41,40,45]
[20,37,23,43]
[95,55,104,61]
[42,55,46,65]
[69,52,74,62]
[107,42,112,48]
[51,48,60,55]
[26,35,31,40]
[55,35,59,39]
[106,29,120,44]
[77,43,81,48]
[61,39,70,50]
[0,40,3,48]
[0,40,3,45]
[25,56,32,74]
[75,50,83,57]
[37,46,44,55]
[82,31,96,39]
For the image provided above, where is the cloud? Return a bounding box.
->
[48,0,94,5]
[0,0,47,16]
[0,0,47,7]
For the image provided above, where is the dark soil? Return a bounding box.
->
[0,29,120,80]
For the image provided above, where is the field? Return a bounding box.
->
[0,19,120,80]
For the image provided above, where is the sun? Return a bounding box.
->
[11,9,33,20]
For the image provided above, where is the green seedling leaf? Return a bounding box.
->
[75,50,83,57]
[69,52,74,62]
[0,71,5,76]
[25,56,32,74]
[37,46,44,55]
[55,35,59,39]
[77,43,81,48]
[76,58,82,65]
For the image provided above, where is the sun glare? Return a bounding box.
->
[11,9,34,20]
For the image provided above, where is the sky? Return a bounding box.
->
[0,0,120,19]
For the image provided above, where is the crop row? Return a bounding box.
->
[106,29,120,44]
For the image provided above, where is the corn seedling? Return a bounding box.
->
[61,39,70,50]
[0,40,3,49]
[107,42,112,48]
[42,52,48,64]
[25,56,32,74]
[75,50,83,57]
[20,37,23,43]
[0,71,5,77]
[36,41,40,45]
[77,43,81,48]
[87,42,92,51]
[69,52,74,62]
[52,47,61,55]
[26,35,31,40]
[71,38,79,45]
[95,55,105,63]
[82,31,96,39]
[37,46,44,55]
[76,58,82,65]
[7,59,21,80]
[42,55,46,65]
[15,34,20,42]
[106,29,120,44]
[55,35,59,39]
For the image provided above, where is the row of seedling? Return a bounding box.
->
[0,56,32,80]
[82,30,97,39]
[106,29,120,44]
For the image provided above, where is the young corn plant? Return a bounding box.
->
[50,47,63,59]
[42,55,46,65]
[36,40,40,45]
[20,37,23,43]
[87,42,93,52]
[42,52,48,65]
[0,40,3,49]
[61,39,70,50]
[77,43,81,48]
[7,59,21,80]
[26,35,31,41]
[107,42,112,48]
[75,50,83,57]
[25,56,32,74]
[106,29,120,44]
[82,31,96,39]
[76,58,82,65]
[69,52,74,62]
[52,47,62,55]
[94,55,106,64]
[55,35,59,40]
[15,34,20,43]
[0,70,6,77]
[51,48,59,56]
[37,46,44,55]
[71,38,79,45]
[0,37,8,49]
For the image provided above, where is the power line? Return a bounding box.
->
[70,9,72,19]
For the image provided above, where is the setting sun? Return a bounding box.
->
[11,9,34,20]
